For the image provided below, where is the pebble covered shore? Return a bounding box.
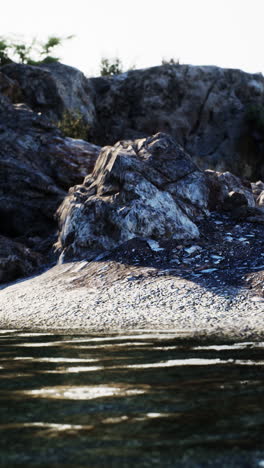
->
[0,212,263,339]
[0,259,263,340]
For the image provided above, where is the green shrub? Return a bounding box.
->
[0,39,12,65]
[100,57,123,76]
[57,111,90,140]
[161,57,180,66]
[0,35,74,66]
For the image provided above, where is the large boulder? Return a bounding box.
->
[56,133,209,261]
[1,62,96,126]
[90,64,264,179]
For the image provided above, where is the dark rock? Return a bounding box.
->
[56,133,209,262]
[0,235,42,283]
[1,62,96,125]
[222,191,249,211]
[0,71,22,102]
[3,61,264,179]
[205,169,264,223]
[205,170,255,211]
[0,91,100,282]
[89,64,264,179]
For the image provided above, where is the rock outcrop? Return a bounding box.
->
[1,62,96,126]
[90,64,264,180]
[56,133,209,261]
[3,61,264,180]
[1,60,264,283]
[0,78,100,282]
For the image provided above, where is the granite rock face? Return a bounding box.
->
[56,133,209,261]
[1,62,96,126]
[90,64,264,179]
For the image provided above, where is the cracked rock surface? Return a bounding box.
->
[56,133,209,261]
[90,64,264,180]
[0,77,100,281]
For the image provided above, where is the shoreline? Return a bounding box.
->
[0,259,264,341]
[1,212,263,341]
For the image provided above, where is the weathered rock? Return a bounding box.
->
[0,71,22,102]
[0,235,42,282]
[56,133,209,261]
[0,91,100,281]
[205,170,255,211]
[251,181,264,207]
[222,191,249,212]
[1,62,96,126]
[90,64,264,179]
[251,180,264,199]
[204,169,264,222]
[257,191,264,206]
[3,61,264,179]
[42,136,101,189]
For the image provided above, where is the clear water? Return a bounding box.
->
[1,330,264,467]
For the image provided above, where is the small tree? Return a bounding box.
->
[100,57,123,76]
[161,57,180,66]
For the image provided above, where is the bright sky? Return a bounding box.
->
[1,0,264,76]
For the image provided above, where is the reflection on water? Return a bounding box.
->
[0,331,264,467]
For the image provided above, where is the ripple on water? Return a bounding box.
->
[0,330,264,467]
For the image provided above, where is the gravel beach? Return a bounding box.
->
[0,258,263,339]
[0,212,263,339]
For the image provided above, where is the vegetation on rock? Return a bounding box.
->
[56,110,90,140]
[100,57,123,76]
[0,35,73,66]
[161,57,180,66]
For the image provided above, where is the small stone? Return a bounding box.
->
[184,245,202,255]
[146,239,164,252]
[201,268,218,274]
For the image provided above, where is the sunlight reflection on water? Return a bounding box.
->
[1,330,264,467]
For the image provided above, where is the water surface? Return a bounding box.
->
[1,330,264,467]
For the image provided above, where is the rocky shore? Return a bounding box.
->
[0,62,263,336]
[1,209,263,339]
